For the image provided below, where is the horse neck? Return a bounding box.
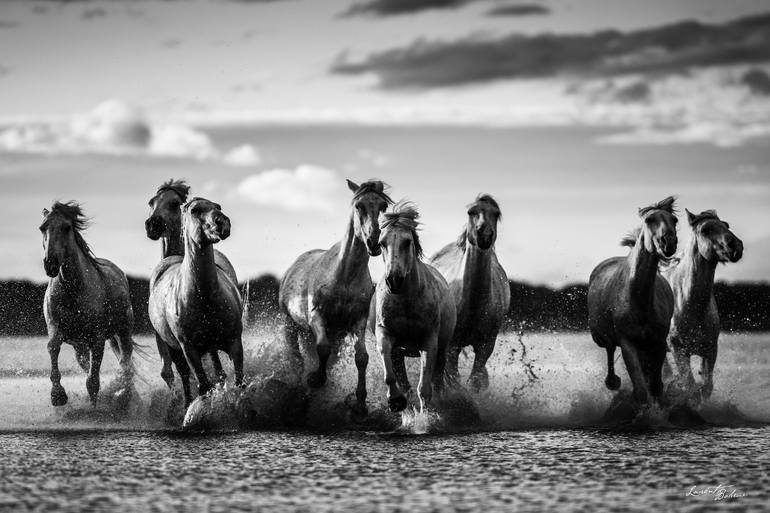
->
[677,236,717,307]
[58,237,99,290]
[161,224,184,258]
[627,231,660,309]
[461,241,493,298]
[334,215,369,280]
[181,235,218,298]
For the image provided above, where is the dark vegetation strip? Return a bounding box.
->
[0,276,768,336]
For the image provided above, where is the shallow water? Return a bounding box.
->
[1,330,769,511]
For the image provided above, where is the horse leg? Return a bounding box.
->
[115,330,135,386]
[700,349,717,401]
[619,339,648,406]
[647,349,666,405]
[48,333,68,406]
[672,346,695,394]
[417,333,439,411]
[230,335,244,387]
[86,339,105,406]
[181,344,213,397]
[468,338,494,393]
[74,344,90,373]
[352,322,369,417]
[444,343,461,388]
[156,334,175,389]
[169,346,193,406]
[605,344,621,390]
[307,313,330,388]
[210,351,227,384]
[392,347,411,396]
[376,328,406,412]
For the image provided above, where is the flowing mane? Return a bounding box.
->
[45,201,100,268]
[381,201,424,258]
[152,178,190,204]
[352,179,394,205]
[638,195,677,217]
[456,194,502,248]
[687,209,722,227]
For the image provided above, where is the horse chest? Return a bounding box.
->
[380,298,437,343]
[313,283,372,330]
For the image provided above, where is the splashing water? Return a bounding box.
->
[0,329,767,432]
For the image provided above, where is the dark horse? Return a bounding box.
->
[430,194,510,392]
[40,202,137,406]
[587,196,678,407]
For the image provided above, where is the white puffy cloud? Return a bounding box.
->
[236,165,341,212]
[0,99,256,164]
[222,144,262,166]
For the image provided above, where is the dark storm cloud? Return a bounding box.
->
[332,12,770,89]
[486,3,549,17]
[342,0,481,17]
[741,68,770,96]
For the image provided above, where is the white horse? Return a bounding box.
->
[663,209,743,401]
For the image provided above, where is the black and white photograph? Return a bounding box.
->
[0,0,768,511]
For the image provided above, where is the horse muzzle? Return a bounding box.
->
[366,239,382,256]
[145,216,164,240]
[213,214,231,241]
[43,257,60,278]
[659,236,677,258]
[727,239,743,263]
[385,274,405,294]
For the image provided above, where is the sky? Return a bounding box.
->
[0,0,769,285]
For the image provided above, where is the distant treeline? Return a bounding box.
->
[1,276,768,337]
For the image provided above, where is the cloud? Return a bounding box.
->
[82,7,108,20]
[0,99,258,163]
[0,21,20,29]
[332,12,770,89]
[236,165,341,212]
[342,0,480,17]
[597,122,770,148]
[486,3,549,17]
[223,144,262,166]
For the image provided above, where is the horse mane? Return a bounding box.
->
[687,209,720,226]
[47,201,100,267]
[155,178,190,202]
[638,196,677,217]
[381,201,424,258]
[620,227,641,248]
[456,194,502,248]
[352,179,394,205]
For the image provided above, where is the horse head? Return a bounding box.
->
[463,194,501,251]
[347,179,392,257]
[145,179,190,240]
[687,209,743,263]
[183,197,231,246]
[379,202,423,294]
[639,196,678,259]
[39,201,91,278]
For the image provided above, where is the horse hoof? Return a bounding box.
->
[388,395,407,412]
[307,372,327,389]
[605,374,621,390]
[468,375,489,393]
[51,387,68,407]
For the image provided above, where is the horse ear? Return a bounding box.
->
[686,209,697,225]
[346,179,359,193]
[41,208,50,218]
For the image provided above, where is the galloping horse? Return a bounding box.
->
[145,179,236,390]
[279,179,392,416]
[370,202,456,412]
[149,197,243,405]
[663,209,743,400]
[587,196,678,406]
[40,202,136,406]
[430,194,510,391]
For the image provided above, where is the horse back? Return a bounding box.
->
[278,248,326,327]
